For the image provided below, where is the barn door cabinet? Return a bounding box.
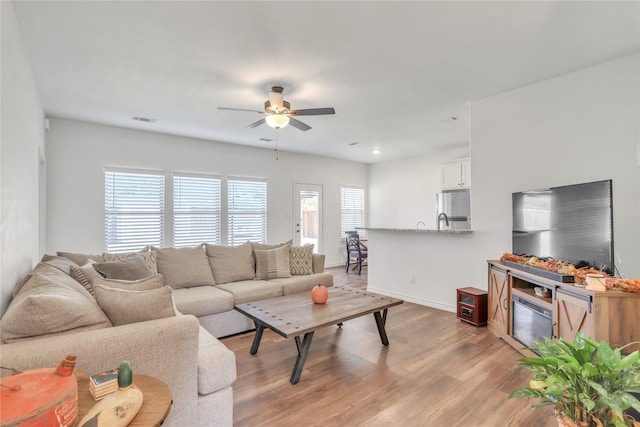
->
[487,260,640,355]
[487,264,509,337]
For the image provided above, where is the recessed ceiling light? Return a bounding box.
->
[131,116,158,123]
[372,149,381,155]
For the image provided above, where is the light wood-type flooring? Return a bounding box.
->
[221,267,557,427]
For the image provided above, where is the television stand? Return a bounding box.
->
[487,260,640,356]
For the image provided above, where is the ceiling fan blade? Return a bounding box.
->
[289,107,335,116]
[218,107,264,114]
[288,117,311,131]
[246,118,266,129]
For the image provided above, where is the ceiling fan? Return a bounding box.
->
[218,86,335,131]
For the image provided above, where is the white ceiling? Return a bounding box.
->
[12,1,640,164]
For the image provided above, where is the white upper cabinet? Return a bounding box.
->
[441,160,471,190]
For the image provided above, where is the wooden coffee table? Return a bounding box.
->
[234,287,403,384]
[76,373,171,426]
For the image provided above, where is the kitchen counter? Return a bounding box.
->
[357,227,472,234]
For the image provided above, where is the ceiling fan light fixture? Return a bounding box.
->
[265,114,290,129]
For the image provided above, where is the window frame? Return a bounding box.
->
[104,167,166,253]
[340,186,366,238]
[172,172,222,248]
[227,177,268,245]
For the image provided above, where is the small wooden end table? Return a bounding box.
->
[76,373,172,426]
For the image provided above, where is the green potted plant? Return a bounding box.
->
[509,332,640,427]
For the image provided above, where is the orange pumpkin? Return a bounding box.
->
[311,285,328,304]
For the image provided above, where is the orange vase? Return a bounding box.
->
[311,285,329,304]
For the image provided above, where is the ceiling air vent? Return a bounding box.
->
[131,116,158,123]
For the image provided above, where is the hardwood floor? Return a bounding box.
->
[221,267,556,426]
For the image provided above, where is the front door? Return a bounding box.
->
[294,183,322,252]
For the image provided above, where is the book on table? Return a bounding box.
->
[89,368,119,400]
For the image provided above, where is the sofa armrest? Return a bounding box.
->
[312,253,325,273]
[0,315,201,426]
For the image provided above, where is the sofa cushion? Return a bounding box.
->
[274,272,335,295]
[205,242,255,284]
[312,253,325,274]
[12,262,68,297]
[153,245,215,289]
[1,273,112,343]
[93,255,154,280]
[94,285,177,326]
[90,273,163,291]
[102,251,158,274]
[172,286,234,317]
[254,245,291,280]
[197,326,237,395]
[40,256,80,275]
[289,245,314,275]
[216,279,282,304]
[56,251,105,266]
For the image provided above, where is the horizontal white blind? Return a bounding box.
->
[174,174,221,247]
[105,170,164,252]
[341,186,365,237]
[228,178,267,245]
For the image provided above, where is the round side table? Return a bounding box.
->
[77,373,172,426]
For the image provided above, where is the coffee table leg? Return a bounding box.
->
[373,309,390,346]
[290,331,314,384]
[250,322,265,355]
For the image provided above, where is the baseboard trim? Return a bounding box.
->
[366,287,456,313]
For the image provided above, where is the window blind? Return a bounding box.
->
[228,178,267,245]
[105,170,165,252]
[341,186,365,237]
[173,174,221,247]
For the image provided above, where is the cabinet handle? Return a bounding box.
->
[552,322,557,339]
[502,298,508,310]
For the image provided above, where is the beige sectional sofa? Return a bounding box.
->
[0,242,333,426]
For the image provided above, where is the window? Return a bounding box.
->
[105,169,165,252]
[341,186,365,237]
[173,174,221,248]
[228,178,267,245]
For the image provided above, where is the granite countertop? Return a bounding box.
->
[357,227,473,234]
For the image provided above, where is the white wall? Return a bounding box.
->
[369,155,444,229]
[45,119,368,267]
[368,54,640,311]
[0,2,46,316]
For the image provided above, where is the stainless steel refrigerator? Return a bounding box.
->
[436,189,471,230]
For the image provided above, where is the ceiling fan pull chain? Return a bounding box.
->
[275,128,279,161]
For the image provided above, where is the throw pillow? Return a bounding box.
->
[153,245,215,289]
[205,241,255,284]
[254,245,292,280]
[94,285,177,327]
[289,245,314,275]
[70,262,100,298]
[90,273,163,291]
[0,273,112,343]
[93,255,153,280]
[251,240,293,253]
[102,250,158,274]
[56,251,105,266]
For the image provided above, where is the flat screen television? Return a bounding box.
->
[512,179,614,274]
